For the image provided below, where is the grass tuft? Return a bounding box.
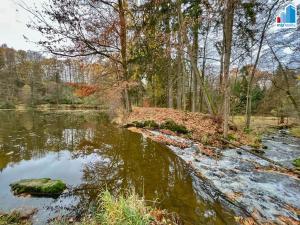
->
[96,190,152,225]
[51,190,180,225]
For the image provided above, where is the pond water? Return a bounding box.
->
[0,111,236,225]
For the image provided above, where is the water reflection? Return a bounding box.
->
[0,111,236,225]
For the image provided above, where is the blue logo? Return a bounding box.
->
[276,4,297,28]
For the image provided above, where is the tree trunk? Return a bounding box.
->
[166,18,173,108]
[186,41,216,115]
[176,0,183,110]
[176,56,183,109]
[168,78,173,108]
[200,27,209,113]
[223,0,235,138]
[219,42,224,94]
[182,67,187,111]
[245,0,280,130]
[191,23,199,112]
[118,0,132,113]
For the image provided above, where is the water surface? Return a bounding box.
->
[0,111,236,224]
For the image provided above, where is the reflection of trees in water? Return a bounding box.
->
[75,127,235,224]
[76,128,207,223]
[0,111,107,169]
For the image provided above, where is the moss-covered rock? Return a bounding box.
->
[131,120,159,129]
[10,178,66,197]
[143,120,159,129]
[161,120,188,134]
[132,121,146,128]
[292,158,300,168]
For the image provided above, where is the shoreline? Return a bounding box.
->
[0,104,107,111]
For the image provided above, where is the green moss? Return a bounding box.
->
[131,120,187,134]
[132,121,146,128]
[143,120,159,129]
[132,120,159,129]
[160,120,188,134]
[292,158,300,168]
[10,178,66,197]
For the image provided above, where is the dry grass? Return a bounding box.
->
[233,116,279,134]
[290,127,300,138]
[233,116,300,136]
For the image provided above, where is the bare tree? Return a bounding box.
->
[223,0,235,138]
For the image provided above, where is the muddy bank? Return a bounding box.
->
[128,127,300,225]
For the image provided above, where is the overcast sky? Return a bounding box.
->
[0,0,43,51]
[0,0,299,51]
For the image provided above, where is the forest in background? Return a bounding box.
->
[0,0,299,137]
[0,44,105,107]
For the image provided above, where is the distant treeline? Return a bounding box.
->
[0,44,103,108]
